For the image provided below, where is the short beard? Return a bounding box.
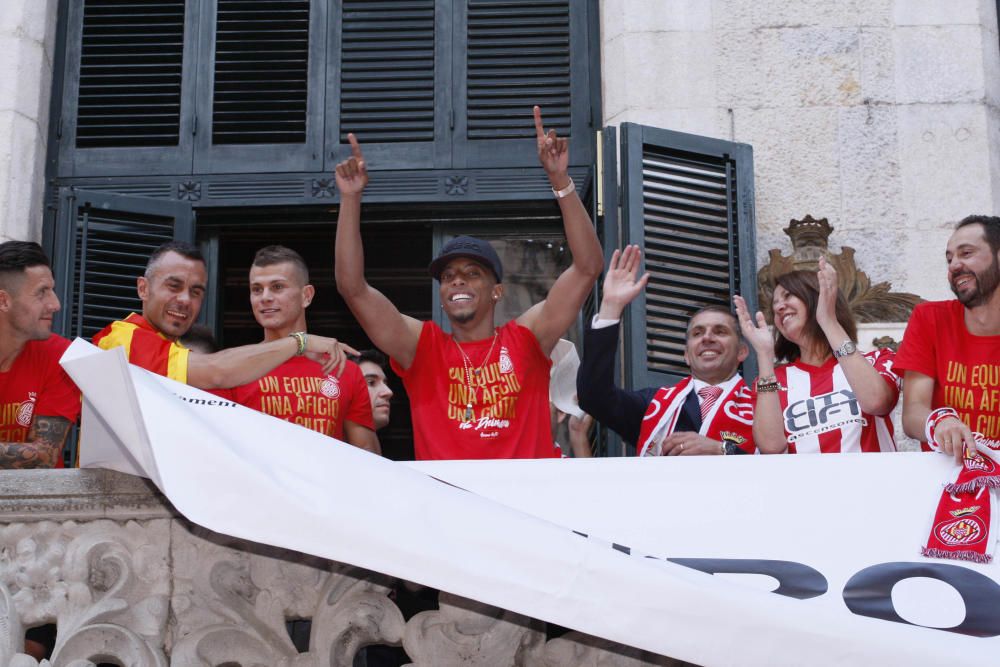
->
[450,310,475,324]
[953,257,1000,307]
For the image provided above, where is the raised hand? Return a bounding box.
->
[533,106,570,186]
[733,295,773,358]
[815,256,839,331]
[335,133,368,196]
[598,245,650,320]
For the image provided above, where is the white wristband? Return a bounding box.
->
[552,178,576,199]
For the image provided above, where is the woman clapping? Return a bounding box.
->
[733,258,900,454]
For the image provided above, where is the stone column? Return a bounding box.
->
[0,0,58,243]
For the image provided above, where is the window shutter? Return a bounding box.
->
[619,123,758,391]
[328,0,448,170]
[211,0,309,144]
[453,0,593,169]
[193,0,326,173]
[52,189,195,340]
[57,0,197,176]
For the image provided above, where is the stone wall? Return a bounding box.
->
[601,0,1000,303]
[0,0,57,243]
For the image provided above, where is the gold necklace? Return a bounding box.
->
[452,330,499,421]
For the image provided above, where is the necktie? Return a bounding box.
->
[698,385,724,422]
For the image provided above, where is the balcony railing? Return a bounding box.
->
[0,469,682,666]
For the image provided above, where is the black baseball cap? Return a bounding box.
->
[428,236,503,283]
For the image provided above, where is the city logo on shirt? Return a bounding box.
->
[320,375,341,399]
[16,392,36,427]
[499,346,513,374]
[784,389,867,441]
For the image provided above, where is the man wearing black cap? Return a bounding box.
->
[334,107,604,460]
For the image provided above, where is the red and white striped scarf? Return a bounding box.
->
[636,376,754,456]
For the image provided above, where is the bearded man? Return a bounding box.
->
[896,215,1000,458]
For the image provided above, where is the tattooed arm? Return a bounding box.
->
[0,415,72,468]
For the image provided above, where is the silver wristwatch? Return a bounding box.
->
[833,339,858,359]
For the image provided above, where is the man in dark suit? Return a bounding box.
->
[578,246,755,456]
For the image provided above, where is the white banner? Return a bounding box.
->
[60,340,1000,666]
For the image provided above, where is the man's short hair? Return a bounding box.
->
[956,215,1000,255]
[353,348,388,371]
[252,245,310,285]
[685,304,741,338]
[145,241,205,278]
[180,323,219,354]
[0,241,51,292]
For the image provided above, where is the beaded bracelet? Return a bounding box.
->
[289,331,307,356]
[925,406,960,450]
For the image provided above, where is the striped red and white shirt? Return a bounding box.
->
[770,349,899,454]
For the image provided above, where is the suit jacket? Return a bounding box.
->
[577,321,701,447]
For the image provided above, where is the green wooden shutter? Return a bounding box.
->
[453,0,593,169]
[193,0,327,173]
[52,189,195,339]
[327,0,449,170]
[619,123,758,392]
[56,0,197,177]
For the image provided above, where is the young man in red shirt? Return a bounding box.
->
[335,107,604,460]
[0,241,80,468]
[94,241,354,388]
[231,246,379,454]
[896,215,1000,458]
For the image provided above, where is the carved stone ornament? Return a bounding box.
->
[757,215,923,323]
[0,518,170,666]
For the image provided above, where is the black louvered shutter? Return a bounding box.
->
[619,123,758,392]
[328,0,447,170]
[453,0,592,169]
[193,0,326,173]
[57,0,196,176]
[52,189,194,340]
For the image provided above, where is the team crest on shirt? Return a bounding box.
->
[321,376,341,399]
[16,393,37,427]
[935,516,985,546]
[499,346,514,374]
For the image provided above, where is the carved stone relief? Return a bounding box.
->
[169,522,404,667]
[0,518,170,666]
[757,215,922,323]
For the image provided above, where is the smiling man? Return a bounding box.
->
[334,107,604,460]
[0,241,80,468]
[577,245,755,456]
[94,241,354,390]
[896,215,1000,457]
[230,246,379,454]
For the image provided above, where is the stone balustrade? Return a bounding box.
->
[0,469,681,667]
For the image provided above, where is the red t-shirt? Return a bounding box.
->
[0,335,81,467]
[895,300,1000,440]
[765,349,899,454]
[391,320,559,460]
[231,357,373,440]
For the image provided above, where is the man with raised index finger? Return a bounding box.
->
[334,107,604,460]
